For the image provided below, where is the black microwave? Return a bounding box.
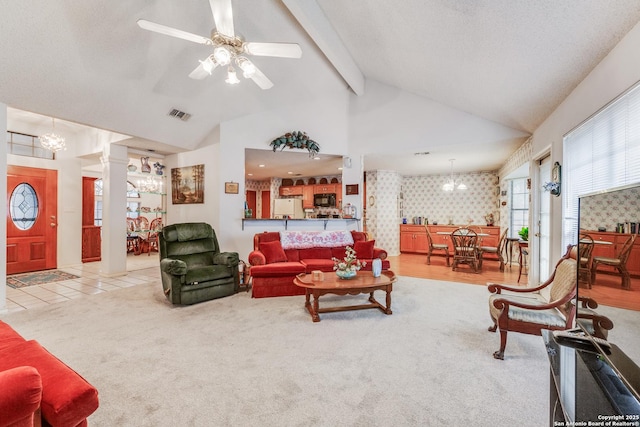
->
[314,193,336,207]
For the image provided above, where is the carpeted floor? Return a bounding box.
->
[7,270,80,288]
[2,276,639,426]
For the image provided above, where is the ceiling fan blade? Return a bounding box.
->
[248,65,274,90]
[137,19,211,45]
[243,42,302,58]
[189,60,218,80]
[209,0,235,37]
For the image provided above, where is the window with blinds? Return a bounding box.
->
[563,82,640,248]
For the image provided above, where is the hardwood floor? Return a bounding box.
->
[389,253,640,311]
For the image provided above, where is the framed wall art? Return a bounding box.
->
[225,182,239,194]
[171,164,204,204]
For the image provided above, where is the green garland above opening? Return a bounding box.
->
[270,131,320,157]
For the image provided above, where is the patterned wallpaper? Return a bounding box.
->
[364,170,498,255]
[580,186,640,232]
[365,171,402,254]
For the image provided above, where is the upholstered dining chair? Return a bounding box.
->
[451,227,479,272]
[478,227,508,271]
[577,233,595,288]
[591,234,637,290]
[424,225,450,266]
[487,246,577,360]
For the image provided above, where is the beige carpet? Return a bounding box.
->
[2,277,638,426]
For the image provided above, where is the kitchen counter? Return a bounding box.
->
[242,218,361,230]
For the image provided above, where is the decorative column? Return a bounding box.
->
[100,144,128,277]
[0,105,7,312]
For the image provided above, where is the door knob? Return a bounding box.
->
[534,232,540,237]
[50,222,56,227]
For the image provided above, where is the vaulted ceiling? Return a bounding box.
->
[2,1,639,176]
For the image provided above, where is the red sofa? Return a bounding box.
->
[0,321,99,427]
[248,230,390,298]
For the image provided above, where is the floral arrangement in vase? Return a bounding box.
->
[332,246,366,279]
[153,162,165,175]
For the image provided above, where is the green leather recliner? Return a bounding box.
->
[159,222,239,305]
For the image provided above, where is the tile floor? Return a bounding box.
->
[4,254,159,314]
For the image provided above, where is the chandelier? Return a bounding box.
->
[39,118,66,152]
[138,176,162,193]
[442,159,467,192]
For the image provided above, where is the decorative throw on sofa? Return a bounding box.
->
[280,230,354,250]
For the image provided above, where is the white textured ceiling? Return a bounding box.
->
[1,1,640,177]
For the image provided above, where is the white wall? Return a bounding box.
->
[214,93,351,260]
[530,20,640,263]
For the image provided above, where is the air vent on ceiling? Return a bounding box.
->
[168,108,191,121]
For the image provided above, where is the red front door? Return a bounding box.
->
[6,166,58,274]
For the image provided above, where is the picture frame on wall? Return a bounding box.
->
[225,182,239,194]
[171,164,204,204]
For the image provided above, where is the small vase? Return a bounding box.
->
[336,269,357,280]
[155,168,163,175]
[127,164,137,172]
[140,156,151,173]
[372,258,382,278]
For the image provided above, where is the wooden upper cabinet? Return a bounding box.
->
[302,185,314,209]
[314,184,337,194]
[279,185,304,196]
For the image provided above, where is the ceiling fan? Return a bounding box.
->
[137,0,302,90]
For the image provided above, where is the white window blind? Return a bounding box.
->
[563,82,640,248]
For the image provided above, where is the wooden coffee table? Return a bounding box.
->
[293,270,396,322]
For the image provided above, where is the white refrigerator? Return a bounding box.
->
[273,199,304,219]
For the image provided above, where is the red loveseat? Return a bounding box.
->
[0,321,99,427]
[248,230,390,298]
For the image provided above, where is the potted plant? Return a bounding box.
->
[518,226,529,241]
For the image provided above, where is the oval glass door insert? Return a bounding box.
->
[10,182,39,230]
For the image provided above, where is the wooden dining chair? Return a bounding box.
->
[451,228,479,272]
[591,234,637,290]
[424,225,450,266]
[478,227,508,271]
[577,233,595,288]
[147,217,163,256]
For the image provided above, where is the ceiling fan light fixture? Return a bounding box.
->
[237,57,256,78]
[200,56,216,74]
[225,66,240,84]
[39,118,66,152]
[213,46,231,66]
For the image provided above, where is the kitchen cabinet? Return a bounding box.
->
[302,185,314,209]
[399,225,428,253]
[400,225,501,257]
[314,184,337,194]
[279,185,304,196]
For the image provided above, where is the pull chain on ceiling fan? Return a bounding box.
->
[137,0,302,90]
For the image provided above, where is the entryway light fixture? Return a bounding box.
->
[442,159,467,191]
[39,118,66,152]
